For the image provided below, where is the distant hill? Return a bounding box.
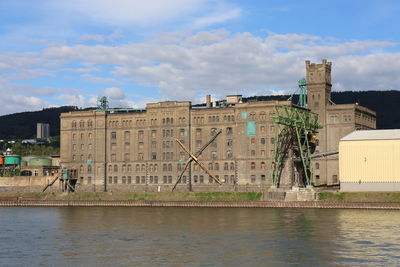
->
[0,90,399,140]
[0,106,78,140]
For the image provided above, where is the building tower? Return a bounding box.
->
[306,59,332,184]
[37,123,50,139]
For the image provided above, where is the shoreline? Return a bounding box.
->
[1,199,400,209]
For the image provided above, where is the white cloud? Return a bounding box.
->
[101,87,126,100]
[2,30,400,115]
[191,7,242,28]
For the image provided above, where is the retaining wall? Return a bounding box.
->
[0,200,399,209]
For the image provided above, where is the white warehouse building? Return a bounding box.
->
[339,130,400,191]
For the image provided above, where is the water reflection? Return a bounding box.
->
[0,207,399,266]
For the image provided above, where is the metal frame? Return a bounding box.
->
[173,130,222,191]
[270,105,320,187]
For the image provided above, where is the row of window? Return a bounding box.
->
[72,132,93,140]
[104,174,267,185]
[72,120,93,128]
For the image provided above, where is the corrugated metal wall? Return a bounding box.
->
[339,139,400,182]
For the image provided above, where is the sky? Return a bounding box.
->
[0,0,400,115]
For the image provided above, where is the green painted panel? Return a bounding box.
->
[246,121,256,136]
[87,160,93,165]
[242,112,247,120]
[184,130,188,137]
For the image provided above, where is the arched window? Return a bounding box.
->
[114,165,118,172]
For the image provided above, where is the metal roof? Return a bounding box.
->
[341,129,400,141]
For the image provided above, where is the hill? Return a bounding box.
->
[0,90,399,140]
[0,106,78,140]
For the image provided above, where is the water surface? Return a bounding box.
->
[0,207,399,266]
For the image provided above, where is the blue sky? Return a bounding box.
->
[0,0,399,114]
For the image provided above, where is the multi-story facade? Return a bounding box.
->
[306,59,376,186]
[60,97,290,191]
[60,59,376,191]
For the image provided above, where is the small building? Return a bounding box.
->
[339,130,400,191]
[37,123,50,139]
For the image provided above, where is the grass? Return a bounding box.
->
[318,192,400,202]
[0,191,263,201]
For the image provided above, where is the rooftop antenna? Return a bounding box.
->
[96,96,109,111]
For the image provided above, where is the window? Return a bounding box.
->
[271,137,275,144]
[251,175,256,183]
[88,165,92,173]
[230,162,235,171]
[141,176,146,184]
[124,131,130,140]
[261,175,266,181]
[154,176,158,184]
[250,162,256,170]
[136,176,140,184]
[194,175,198,183]
[215,163,219,171]
[128,176,132,184]
[316,175,320,180]
[168,163,172,172]
[199,175,204,183]
[138,142,144,150]
[80,144,84,150]
[196,140,202,148]
[261,162,266,170]
[316,163,320,169]
[122,176,126,184]
[109,176,113,184]
[211,151,217,160]
[73,144,77,151]
[261,150,266,156]
[138,130,144,140]
[114,176,118,184]
[111,132,116,139]
[124,153,130,161]
[224,162,228,171]
[137,153,144,160]
[211,128,218,136]
[88,133,93,139]
[151,141,157,149]
[251,138,256,145]
[180,129,185,137]
[163,176,168,184]
[260,138,266,145]
[151,152,157,160]
[111,153,116,162]
[332,175,338,183]
[114,165,118,172]
[208,163,213,170]
[111,143,117,150]
[226,150,233,159]
[196,128,202,136]
[226,127,233,135]
[251,150,256,157]
[227,139,233,147]
[168,176,172,183]
[260,126,266,133]
[87,177,92,184]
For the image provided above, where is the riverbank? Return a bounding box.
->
[1,199,400,209]
[1,191,400,206]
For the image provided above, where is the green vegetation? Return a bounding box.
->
[0,191,263,201]
[10,141,60,156]
[318,192,400,202]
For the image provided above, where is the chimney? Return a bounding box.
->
[206,94,212,108]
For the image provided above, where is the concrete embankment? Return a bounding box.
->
[1,199,400,209]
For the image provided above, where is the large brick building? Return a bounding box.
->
[60,59,376,191]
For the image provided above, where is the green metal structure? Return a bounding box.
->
[96,96,109,111]
[270,105,320,187]
[288,78,308,108]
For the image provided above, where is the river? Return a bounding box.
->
[0,207,399,266]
